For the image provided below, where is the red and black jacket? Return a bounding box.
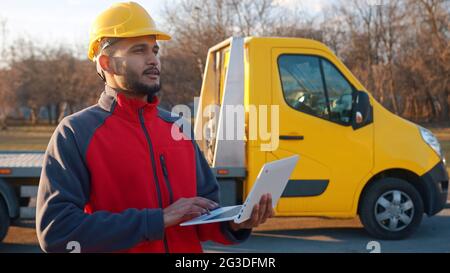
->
[36,86,250,253]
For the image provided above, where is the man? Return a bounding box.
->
[36,2,274,253]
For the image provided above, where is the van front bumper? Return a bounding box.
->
[421,160,449,215]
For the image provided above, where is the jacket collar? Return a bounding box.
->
[98,85,159,123]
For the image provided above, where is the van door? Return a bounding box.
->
[271,48,373,215]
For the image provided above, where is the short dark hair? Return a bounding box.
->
[96,37,121,58]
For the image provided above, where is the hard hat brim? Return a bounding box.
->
[88,28,171,61]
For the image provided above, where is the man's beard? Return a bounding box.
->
[124,68,161,99]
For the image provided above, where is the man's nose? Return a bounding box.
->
[146,53,159,66]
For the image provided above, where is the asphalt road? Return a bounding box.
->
[204,206,450,253]
[1,204,449,253]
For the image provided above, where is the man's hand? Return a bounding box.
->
[229,193,274,231]
[163,197,218,228]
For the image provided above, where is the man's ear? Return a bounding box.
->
[98,54,112,73]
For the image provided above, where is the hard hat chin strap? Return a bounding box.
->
[95,56,106,82]
[97,71,106,82]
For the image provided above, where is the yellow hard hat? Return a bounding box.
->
[88,1,171,61]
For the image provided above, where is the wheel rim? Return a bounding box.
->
[374,190,415,232]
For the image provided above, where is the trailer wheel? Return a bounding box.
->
[359,178,424,240]
[0,197,10,242]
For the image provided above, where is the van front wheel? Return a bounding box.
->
[359,178,424,240]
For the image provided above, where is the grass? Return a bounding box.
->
[0,125,55,151]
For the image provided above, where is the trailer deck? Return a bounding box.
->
[0,151,44,178]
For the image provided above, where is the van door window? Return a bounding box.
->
[321,59,354,124]
[278,55,329,119]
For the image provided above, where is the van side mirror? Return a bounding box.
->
[352,91,373,129]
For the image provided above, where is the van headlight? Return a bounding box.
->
[419,126,443,158]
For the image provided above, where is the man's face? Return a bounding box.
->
[103,36,161,98]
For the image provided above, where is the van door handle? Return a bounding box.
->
[279,135,304,140]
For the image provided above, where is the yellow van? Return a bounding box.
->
[193,37,448,240]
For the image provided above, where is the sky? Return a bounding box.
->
[0,0,332,55]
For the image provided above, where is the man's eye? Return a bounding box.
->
[133,48,144,53]
[153,49,159,56]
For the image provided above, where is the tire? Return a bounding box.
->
[0,197,10,242]
[359,178,424,240]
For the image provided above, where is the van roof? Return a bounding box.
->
[244,36,333,54]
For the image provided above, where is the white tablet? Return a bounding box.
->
[180,155,299,226]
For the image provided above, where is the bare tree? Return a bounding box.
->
[4,37,102,125]
[161,0,287,107]
[0,18,15,130]
[1,0,449,125]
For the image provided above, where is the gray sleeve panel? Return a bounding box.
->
[219,221,252,243]
[36,105,164,253]
[193,141,220,203]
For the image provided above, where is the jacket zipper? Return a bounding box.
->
[138,108,169,253]
[160,154,174,204]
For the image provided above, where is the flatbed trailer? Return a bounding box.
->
[0,151,44,241]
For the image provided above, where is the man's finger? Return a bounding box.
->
[258,194,267,223]
[189,203,209,215]
[250,204,260,227]
[191,197,218,209]
[263,194,273,219]
[182,212,202,222]
[193,196,217,207]
[261,207,273,224]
